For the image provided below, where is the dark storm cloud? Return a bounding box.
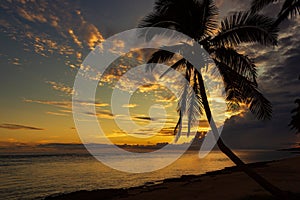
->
[221,113,298,149]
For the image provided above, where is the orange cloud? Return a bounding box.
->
[46,81,74,96]
[86,25,105,50]
[0,0,105,69]
[17,7,47,23]
[122,104,138,108]
[68,29,83,48]
[46,112,69,117]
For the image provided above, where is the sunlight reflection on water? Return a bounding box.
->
[0,150,294,200]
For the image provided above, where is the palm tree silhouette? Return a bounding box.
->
[251,0,300,26]
[138,0,291,198]
[290,99,300,133]
[289,76,300,133]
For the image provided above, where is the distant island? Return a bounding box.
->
[116,132,205,153]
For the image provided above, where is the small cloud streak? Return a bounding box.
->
[86,110,115,120]
[122,104,138,108]
[46,111,68,117]
[46,81,74,96]
[0,123,44,131]
[24,99,109,109]
[68,29,83,48]
[134,116,152,121]
[24,99,110,118]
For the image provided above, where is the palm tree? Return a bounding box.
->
[289,99,300,133]
[289,76,300,133]
[138,0,291,198]
[250,0,300,26]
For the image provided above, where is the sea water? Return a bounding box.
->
[0,149,294,200]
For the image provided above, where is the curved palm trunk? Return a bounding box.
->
[197,74,289,199]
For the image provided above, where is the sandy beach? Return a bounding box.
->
[45,155,300,200]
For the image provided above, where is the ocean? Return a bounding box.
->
[0,149,295,200]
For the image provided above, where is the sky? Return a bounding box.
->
[0,0,299,150]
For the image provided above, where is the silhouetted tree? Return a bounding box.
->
[139,0,292,198]
[290,99,300,133]
[289,76,300,133]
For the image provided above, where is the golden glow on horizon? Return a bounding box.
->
[0,64,246,147]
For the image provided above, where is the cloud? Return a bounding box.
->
[122,104,138,108]
[24,99,109,117]
[24,99,109,109]
[9,57,22,66]
[85,110,115,120]
[17,7,47,23]
[0,0,105,68]
[84,24,105,50]
[158,127,176,136]
[134,116,152,121]
[24,99,72,109]
[46,81,74,96]
[216,0,224,7]
[0,123,44,131]
[46,112,69,117]
[218,0,250,17]
[68,29,83,48]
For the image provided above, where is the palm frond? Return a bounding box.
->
[211,12,278,47]
[250,0,278,14]
[154,0,175,13]
[174,111,183,142]
[138,11,184,42]
[248,90,272,120]
[174,63,204,140]
[187,70,203,136]
[146,43,192,72]
[174,69,190,142]
[216,60,272,120]
[212,47,257,84]
[138,11,180,29]
[275,0,300,26]
[160,58,186,78]
[279,0,300,15]
[140,0,219,41]
[146,49,175,71]
[138,1,183,36]
[198,0,219,39]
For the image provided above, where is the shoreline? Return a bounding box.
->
[44,155,300,200]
